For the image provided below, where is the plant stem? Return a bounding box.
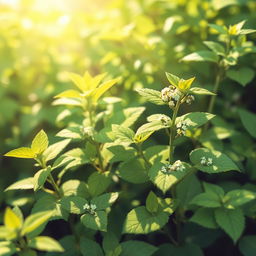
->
[169,99,181,164]
[136,143,151,168]
[48,173,62,198]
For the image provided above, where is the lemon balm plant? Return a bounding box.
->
[3,68,255,256]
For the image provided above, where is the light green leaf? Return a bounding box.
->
[5,178,34,191]
[190,148,240,173]
[22,211,53,236]
[28,236,64,252]
[214,208,245,243]
[203,182,225,197]
[123,206,169,234]
[190,192,222,208]
[67,72,86,92]
[120,240,157,256]
[0,241,16,256]
[112,125,135,144]
[208,24,227,34]
[33,167,51,191]
[240,29,256,35]
[81,211,107,231]
[43,139,71,162]
[103,232,120,256]
[80,237,104,256]
[149,162,191,193]
[190,208,218,229]
[203,41,225,56]
[165,72,180,87]
[238,109,256,138]
[117,158,149,184]
[60,196,88,214]
[31,130,49,155]
[135,120,170,136]
[136,88,165,105]
[146,191,159,213]
[223,190,256,209]
[181,51,219,63]
[54,89,82,99]
[91,192,118,211]
[189,87,216,95]
[4,147,35,159]
[227,67,254,86]
[4,207,22,230]
[60,179,90,198]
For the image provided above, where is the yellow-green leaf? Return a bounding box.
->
[4,207,22,229]
[134,130,154,143]
[92,77,120,102]
[67,72,86,92]
[4,147,35,159]
[54,90,81,99]
[178,77,195,91]
[31,130,49,155]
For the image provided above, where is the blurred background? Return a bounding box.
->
[1,0,256,219]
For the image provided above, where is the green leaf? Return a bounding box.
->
[120,241,157,256]
[190,208,218,229]
[117,158,149,184]
[203,182,225,197]
[189,148,240,173]
[60,179,90,198]
[181,51,219,63]
[80,237,104,256]
[240,29,256,35]
[112,125,135,144]
[189,87,216,96]
[176,112,215,129]
[238,109,256,138]
[223,190,256,209]
[5,177,34,191]
[165,72,180,87]
[135,120,170,136]
[56,127,83,140]
[123,206,169,234]
[227,67,254,86]
[214,208,245,243]
[103,232,120,255]
[136,88,165,105]
[28,236,64,252]
[190,192,222,208]
[31,130,49,155]
[208,24,227,34]
[22,211,53,236]
[148,162,191,193]
[54,89,82,99]
[60,196,88,214]
[43,139,71,162]
[0,241,16,256]
[81,211,107,231]
[92,77,120,102]
[4,207,22,229]
[87,172,112,197]
[239,235,256,256]
[67,72,86,92]
[4,147,35,159]
[33,167,51,191]
[203,41,225,56]
[146,191,159,213]
[91,192,118,211]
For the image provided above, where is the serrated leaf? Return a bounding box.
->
[4,207,22,229]
[31,130,49,155]
[149,162,191,193]
[22,211,53,236]
[181,50,219,63]
[214,208,245,243]
[28,236,64,252]
[136,88,165,105]
[81,211,107,231]
[43,139,71,162]
[190,208,218,229]
[112,125,135,144]
[190,192,222,208]
[5,178,34,191]
[123,206,169,234]
[189,87,216,95]
[203,41,225,56]
[60,196,88,214]
[91,192,118,211]
[4,147,35,159]
[190,148,239,173]
[227,67,254,86]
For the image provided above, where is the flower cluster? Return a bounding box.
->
[161,86,182,108]
[161,160,185,174]
[83,203,97,215]
[81,126,94,137]
[184,95,195,105]
[159,115,171,126]
[200,157,213,166]
[176,120,189,136]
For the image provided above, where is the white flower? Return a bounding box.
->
[160,160,185,174]
[185,95,195,104]
[176,120,189,136]
[200,157,213,166]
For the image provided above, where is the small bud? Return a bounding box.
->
[185,95,195,104]
[200,157,213,166]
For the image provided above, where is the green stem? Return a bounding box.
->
[48,173,62,198]
[169,99,182,164]
[136,143,151,168]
